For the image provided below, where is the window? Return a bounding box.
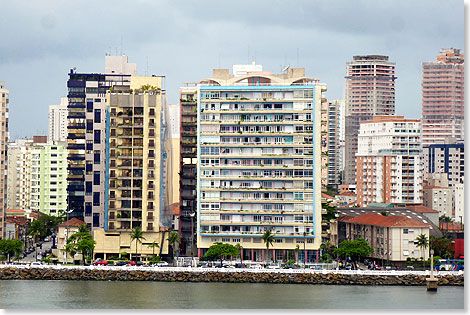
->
[403,229,409,234]
[94,151,100,164]
[94,109,101,123]
[93,171,100,185]
[93,192,100,206]
[85,181,92,195]
[85,202,92,216]
[94,130,101,144]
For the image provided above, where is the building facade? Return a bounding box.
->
[179,86,198,256]
[327,100,343,189]
[48,97,69,143]
[6,139,34,212]
[422,48,464,145]
[66,55,135,228]
[423,142,464,187]
[93,76,169,260]
[30,143,68,216]
[0,82,9,238]
[356,116,423,207]
[341,213,430,262]
[343,55,396,185]
[196,66,324,263]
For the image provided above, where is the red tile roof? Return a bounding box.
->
[58,217,86,227]
[346,213,429,228]
[5,216,29,226]
[408,205,439,213]
[322,193,335,200]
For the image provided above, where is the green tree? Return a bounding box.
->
[234,243,243,262]
[261,230,275,264]
[147,241,160,257]
[415,233,429,269]
[65,224,95,265]
[0,239,23,262]
[130,227,145,261]
[320,240,336,262]
[333,238,374,267]
[203,242,239,265]
[167,231,180,261]
[322,201,337,222]
[429,236,453,259]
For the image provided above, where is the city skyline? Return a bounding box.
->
[0,0,463,139]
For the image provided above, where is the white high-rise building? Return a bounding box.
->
[49,97,68,142]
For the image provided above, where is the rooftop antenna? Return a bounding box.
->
[248,45,250,64]
[218,53,221,68]
[120,35,123,55]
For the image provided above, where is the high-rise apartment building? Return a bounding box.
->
[0,82,9,238]
[343,55,396,185]
[423,142,464,187]
[356,116,422,207]
[422,48,464,145]
[327,100,344,189]
[320,97,329,188]
[93,76,169,260]
[7,138,67,217]
[49,97,69,143]
[196,66,324,263]
[66,55,135,228]
[179,86,198,256]
[30,143,68,216]
[6,139,34,212]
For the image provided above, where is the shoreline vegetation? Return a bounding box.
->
[0,265,463,286]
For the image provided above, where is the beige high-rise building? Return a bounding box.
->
[6,139,34,212]
[93,77,169,260]
[48,97,68,143]
[0,82,9,238]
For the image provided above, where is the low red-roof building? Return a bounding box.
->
[342,213,430,263]
[54,218,87,263]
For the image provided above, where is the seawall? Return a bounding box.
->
[0,266,464,286]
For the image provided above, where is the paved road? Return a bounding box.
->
[20,240,54,263]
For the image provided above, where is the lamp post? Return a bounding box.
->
[190,211,195,266]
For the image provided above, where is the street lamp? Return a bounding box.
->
[190,212,196,265]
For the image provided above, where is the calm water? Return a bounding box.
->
[0,280,464,309]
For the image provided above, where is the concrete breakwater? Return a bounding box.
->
[0,266,463,286]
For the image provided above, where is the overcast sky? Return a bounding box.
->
[0,0,464,139]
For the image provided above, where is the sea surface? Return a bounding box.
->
[0,280,464,309]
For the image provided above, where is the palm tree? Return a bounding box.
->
[147,241,160,257]
[167,231,180,263]
[130,227,145,261]
[415,233,429,269]
[261,230,275,265]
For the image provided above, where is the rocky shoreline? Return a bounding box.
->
[0,267,464,286]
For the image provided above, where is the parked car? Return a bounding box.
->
[114,261,127,266]
[266,265,281,269]
[30,262,42,266]
[92,259,108,266]
[156,261,169,267]
[44,237,50,242]
[249,264,262,269]
[136,261,146,266]
[127,261,137,266]
[234,263,247,268]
